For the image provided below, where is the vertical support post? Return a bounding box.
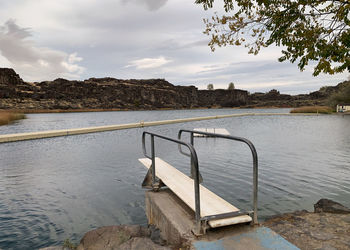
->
[190,132,194,179]
[151,135,156,185]
[252,147,258,225]
[193,151,202,235]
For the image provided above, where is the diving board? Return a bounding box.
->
[139,157,252,228]
[193,128,230,137]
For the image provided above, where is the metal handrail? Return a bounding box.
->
[142,131,203,233]
[178,129,259,225]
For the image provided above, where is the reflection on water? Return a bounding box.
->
[0,109,349,249]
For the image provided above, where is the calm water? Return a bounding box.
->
[0,109,349,249]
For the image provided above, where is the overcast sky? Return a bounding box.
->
[0,0,348,94]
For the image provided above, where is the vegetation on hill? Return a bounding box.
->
[290,106,333,114]
[228,82,235,90]
[327,81,350,108]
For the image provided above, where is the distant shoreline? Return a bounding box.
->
[0,106,291,114]
[3,68,348,112]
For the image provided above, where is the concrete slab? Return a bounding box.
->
[145,189,299,249]
[192,227,299,250]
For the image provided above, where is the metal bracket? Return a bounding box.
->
[192,220,207,236]
[141,168,165,190]
[151,180,165,192]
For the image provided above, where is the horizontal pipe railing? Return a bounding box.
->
[0,112,316,143]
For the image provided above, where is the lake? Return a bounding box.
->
[0,109,349,249]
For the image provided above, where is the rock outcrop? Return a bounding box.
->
[0,68,248,110]
[247,81,350,108]
[77,225,170,250]
[198,89,248,107]
[0,68,348,110]
[264,199,350,250]
[314,198,350,214]
[40,225,170,250]
[0,68,23,86]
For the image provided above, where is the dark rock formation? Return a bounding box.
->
[314,198,350,214]
[0,68,25,99]
[198,89,248,107]
[248,81,350,108]
[0,68,24,86]
[0,68,249,110]
[248,89,322,107]
[40,225,169,250]
[0,68,348,110]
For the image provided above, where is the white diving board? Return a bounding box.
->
[193,128,230,137]
[139,157,252,228]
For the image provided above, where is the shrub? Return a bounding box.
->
[207,84,214,90]
[290,106,333,114]
[0,112,26,125]
[228,82,235,90]
[327,82,350,108]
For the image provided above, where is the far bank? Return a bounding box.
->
[1,68,348,111]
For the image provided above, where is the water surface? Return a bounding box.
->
[0,109,349,249]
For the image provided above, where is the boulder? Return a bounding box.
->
[77,225,169,250]
[314,199,350,214]
[77,225,148,250]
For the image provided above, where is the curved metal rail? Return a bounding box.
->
[178,129,258,225]
[142,131,203,233]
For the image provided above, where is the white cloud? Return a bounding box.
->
[68,52,83,64]
[126,56,172,69]
[0,19,85,81]
[0,1,347,93]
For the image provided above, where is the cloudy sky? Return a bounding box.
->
[0,0,348,94]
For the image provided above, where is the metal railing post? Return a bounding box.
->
[190,132,195,179]
[193,134,201,234]
[151,135,156,186]
[251,144,258,225]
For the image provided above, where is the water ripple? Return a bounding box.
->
[0,109,349,248]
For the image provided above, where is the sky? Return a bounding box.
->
[0,0,348,94]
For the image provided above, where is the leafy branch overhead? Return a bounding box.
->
[195,0,350,76]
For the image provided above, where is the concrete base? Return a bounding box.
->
[145,188,195,247]
[145,188,299,249]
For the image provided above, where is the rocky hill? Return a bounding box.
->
[0,68,248,110]
[247,81,349,108]
[0,68,347,111]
